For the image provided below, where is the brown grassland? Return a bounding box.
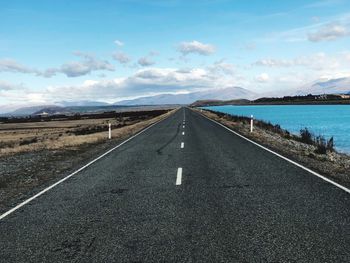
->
[0,109,175,156]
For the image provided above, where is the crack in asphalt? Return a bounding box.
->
[156,122,181,155]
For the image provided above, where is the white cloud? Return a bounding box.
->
[208,60,236,75]
[255,73,270,83]
[254,58,293,67]
[254,52,344,71]
[308,23,350,42]
[0,53,115,78]
[0,80,24,91]
[0,59,39,75]
[243,43,256,51]
[112,52,131,64]
[43,52,115,77]
[138,57,155,67]
[9,63,244,104]
[177,40,215,56]
[114,40,124,47]
[57,52,115,77]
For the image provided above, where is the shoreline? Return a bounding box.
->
[193,108,350,188]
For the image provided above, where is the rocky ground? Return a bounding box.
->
[196,108,350,188]
[0,109,176,214]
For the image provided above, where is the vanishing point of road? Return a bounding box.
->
[1,107,349,262]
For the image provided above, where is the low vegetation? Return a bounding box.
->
[204,110,336,155]
[0,109,173,156]
[299,128,334,154]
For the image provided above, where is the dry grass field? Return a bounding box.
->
[0,109,174,156]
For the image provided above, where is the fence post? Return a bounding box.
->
[250,115,254,133]
[108,122,111,139]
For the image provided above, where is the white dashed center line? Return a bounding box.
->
[182,131,185,135]
[183,125,185,129]
[181,142,184,148]
[176,168,182,185]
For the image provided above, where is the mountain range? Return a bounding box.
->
[297,77,350,95]
[115,87,257,105]
[1,77,350,116]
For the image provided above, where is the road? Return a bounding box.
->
[1,107,349,262]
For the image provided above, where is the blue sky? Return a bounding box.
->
[1,0,350,107]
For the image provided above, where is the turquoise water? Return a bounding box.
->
[203,105,350,153]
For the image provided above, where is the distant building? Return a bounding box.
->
[339,94,350,99]
[36,111,49,117]
[315,94,327,100]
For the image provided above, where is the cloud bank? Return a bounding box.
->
[177,41,215,56]
[308,23,350,42]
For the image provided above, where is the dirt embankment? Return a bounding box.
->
[0,109,177,213]
[195,108,350,187]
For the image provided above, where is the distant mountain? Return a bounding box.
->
[191,99,250,107]
[56,100,110,107]
[297,77,350,95]
[2,105,58,116]
[115,87,257,105]
[34,106,65,115]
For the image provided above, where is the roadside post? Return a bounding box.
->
[108,122,111,139]
[250,115,254,133]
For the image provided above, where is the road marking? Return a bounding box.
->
[182,132,185,135]
[176,168,182,185]
[183,125,185,129]
[197,110,350,195]
[181,142,184,148]
[0,110,178,221]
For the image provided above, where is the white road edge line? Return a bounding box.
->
[197,110,350,195]
[181,142,184,148]
[0,109,179,221]
[176,168,183,185]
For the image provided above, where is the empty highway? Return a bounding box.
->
[1,107,349,262]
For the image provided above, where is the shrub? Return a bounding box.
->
[19,137,38,146]
[326,136,334,152]
[300,128,313,145]
[314,135,327,154]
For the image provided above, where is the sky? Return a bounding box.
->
[1,0,350,107]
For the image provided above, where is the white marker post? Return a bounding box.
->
[108,123,112,139]
[250,115,254,133]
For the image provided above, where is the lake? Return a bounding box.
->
[203,105,350,153]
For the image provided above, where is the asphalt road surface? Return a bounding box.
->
[1,107,349,262]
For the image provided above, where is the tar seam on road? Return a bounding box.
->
[0,110,178,221]
[196,109,350,195]
[176,168,183,185]
[181,142,184,149]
